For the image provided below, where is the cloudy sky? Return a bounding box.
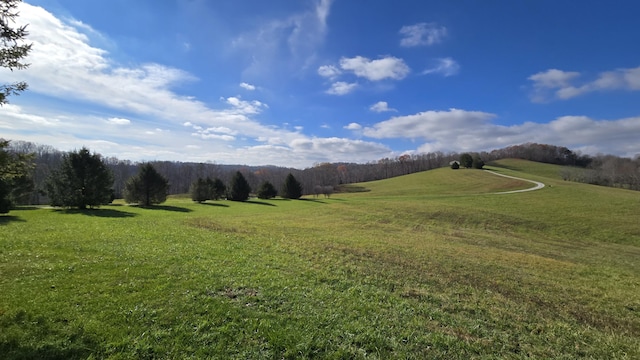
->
[1,0,639,167]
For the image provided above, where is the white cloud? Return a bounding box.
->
[239,82,256,91]
[339,56,410,81]
[359,108,640,158]
[528,66,640,102]
[422,58,460,77]
[369,101,397,113]
[107,117,131,125]
[364,108,496,139]
[224,96,268,114]
[344,122,362,130]
[326,81,358,95]
[399,23,447,47]
[317,64,341,79]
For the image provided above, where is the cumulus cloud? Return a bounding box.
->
[339,56,410,81]
[359,108,640,158]
[528,66,640,102]
[317,64,341,79]
[344,122,362,130]
[363,108,496,139]
[326,81,358,95]
[399,23,447,47]
[369,101,397,113]
[422,58,460,77]
[239,82,256,91]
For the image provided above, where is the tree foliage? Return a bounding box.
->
[1,0,32,105]
[190,176,226,202]
[256,181,277,199]
[190,177,210,203]
[472,156,485,169]
[229,171,251,201]
[45,147,113,209]
[459,153,473,168]
[124,163,168,206]
[0,139,34,212]
[281,173,302,199]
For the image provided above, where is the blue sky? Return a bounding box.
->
[1,0,639,167]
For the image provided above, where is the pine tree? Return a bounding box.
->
[124,163,168,206]
[209,177,226,200]
[281,173,302,199]
[190,177,210,203]
[1,0,32,105]
[45,148,113,209]
[229,171,251,201]
[257,181,277,199]
[0,139,34,213]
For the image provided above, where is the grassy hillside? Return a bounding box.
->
[1,161,639,359]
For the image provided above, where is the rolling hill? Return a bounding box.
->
[1,160,638,358]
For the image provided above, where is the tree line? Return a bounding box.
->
[2,140,640,213]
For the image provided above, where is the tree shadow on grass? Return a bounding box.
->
[134,205,193,213]
[299,198,327,204]
[0,215,26,225]
[199,202,230,207]
[53,208,138,218]
[244,200,276,206]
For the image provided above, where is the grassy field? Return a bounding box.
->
[1,159,639,359]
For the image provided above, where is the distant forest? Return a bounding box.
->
[6,141,640,205]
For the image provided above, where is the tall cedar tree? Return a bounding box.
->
[45,148,113,209]
[229,171,251,201]
[124,163,168,206]
[257,181,277,199]
[281,173,303,199]
[0,139,34,213]
[1,0,32,105]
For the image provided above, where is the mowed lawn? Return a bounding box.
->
[1,160,639,359]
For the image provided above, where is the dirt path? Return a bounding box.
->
[484,170,545,194]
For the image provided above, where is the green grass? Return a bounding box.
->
[1,161,639,359]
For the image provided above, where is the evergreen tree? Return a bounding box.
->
[460,153,473,168]
[124,163,168,206]
[281,173,302,199]
[472,156,485,169]
[229,171,251,201]
[0,139,34,213]
[209,177,226,200]
[190,177,210,203]
[45,147,113,209]
[1,0,32,105]
[256,181,277,199]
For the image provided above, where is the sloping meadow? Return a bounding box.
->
[1,161,639,358]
